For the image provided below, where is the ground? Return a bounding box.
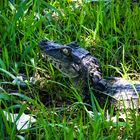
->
[0,0,140,139]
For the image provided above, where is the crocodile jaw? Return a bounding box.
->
[47,56,80,78]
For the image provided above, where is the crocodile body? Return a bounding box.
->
[94,77,140,109]
[38,39,140,109]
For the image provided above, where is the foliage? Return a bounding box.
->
[0,0,140,139]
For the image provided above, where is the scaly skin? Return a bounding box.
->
[94,77,140,109]
[38,39,140,109]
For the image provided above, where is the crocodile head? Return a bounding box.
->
[38,39,101,83]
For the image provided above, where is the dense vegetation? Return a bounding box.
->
[0,0,140,139]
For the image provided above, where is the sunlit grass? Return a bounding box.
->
[0,0,140,139]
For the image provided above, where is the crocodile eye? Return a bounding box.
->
[61,48,70,56]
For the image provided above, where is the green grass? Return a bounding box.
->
[0,0,140,139]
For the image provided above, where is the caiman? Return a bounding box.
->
[38,39,140,109]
